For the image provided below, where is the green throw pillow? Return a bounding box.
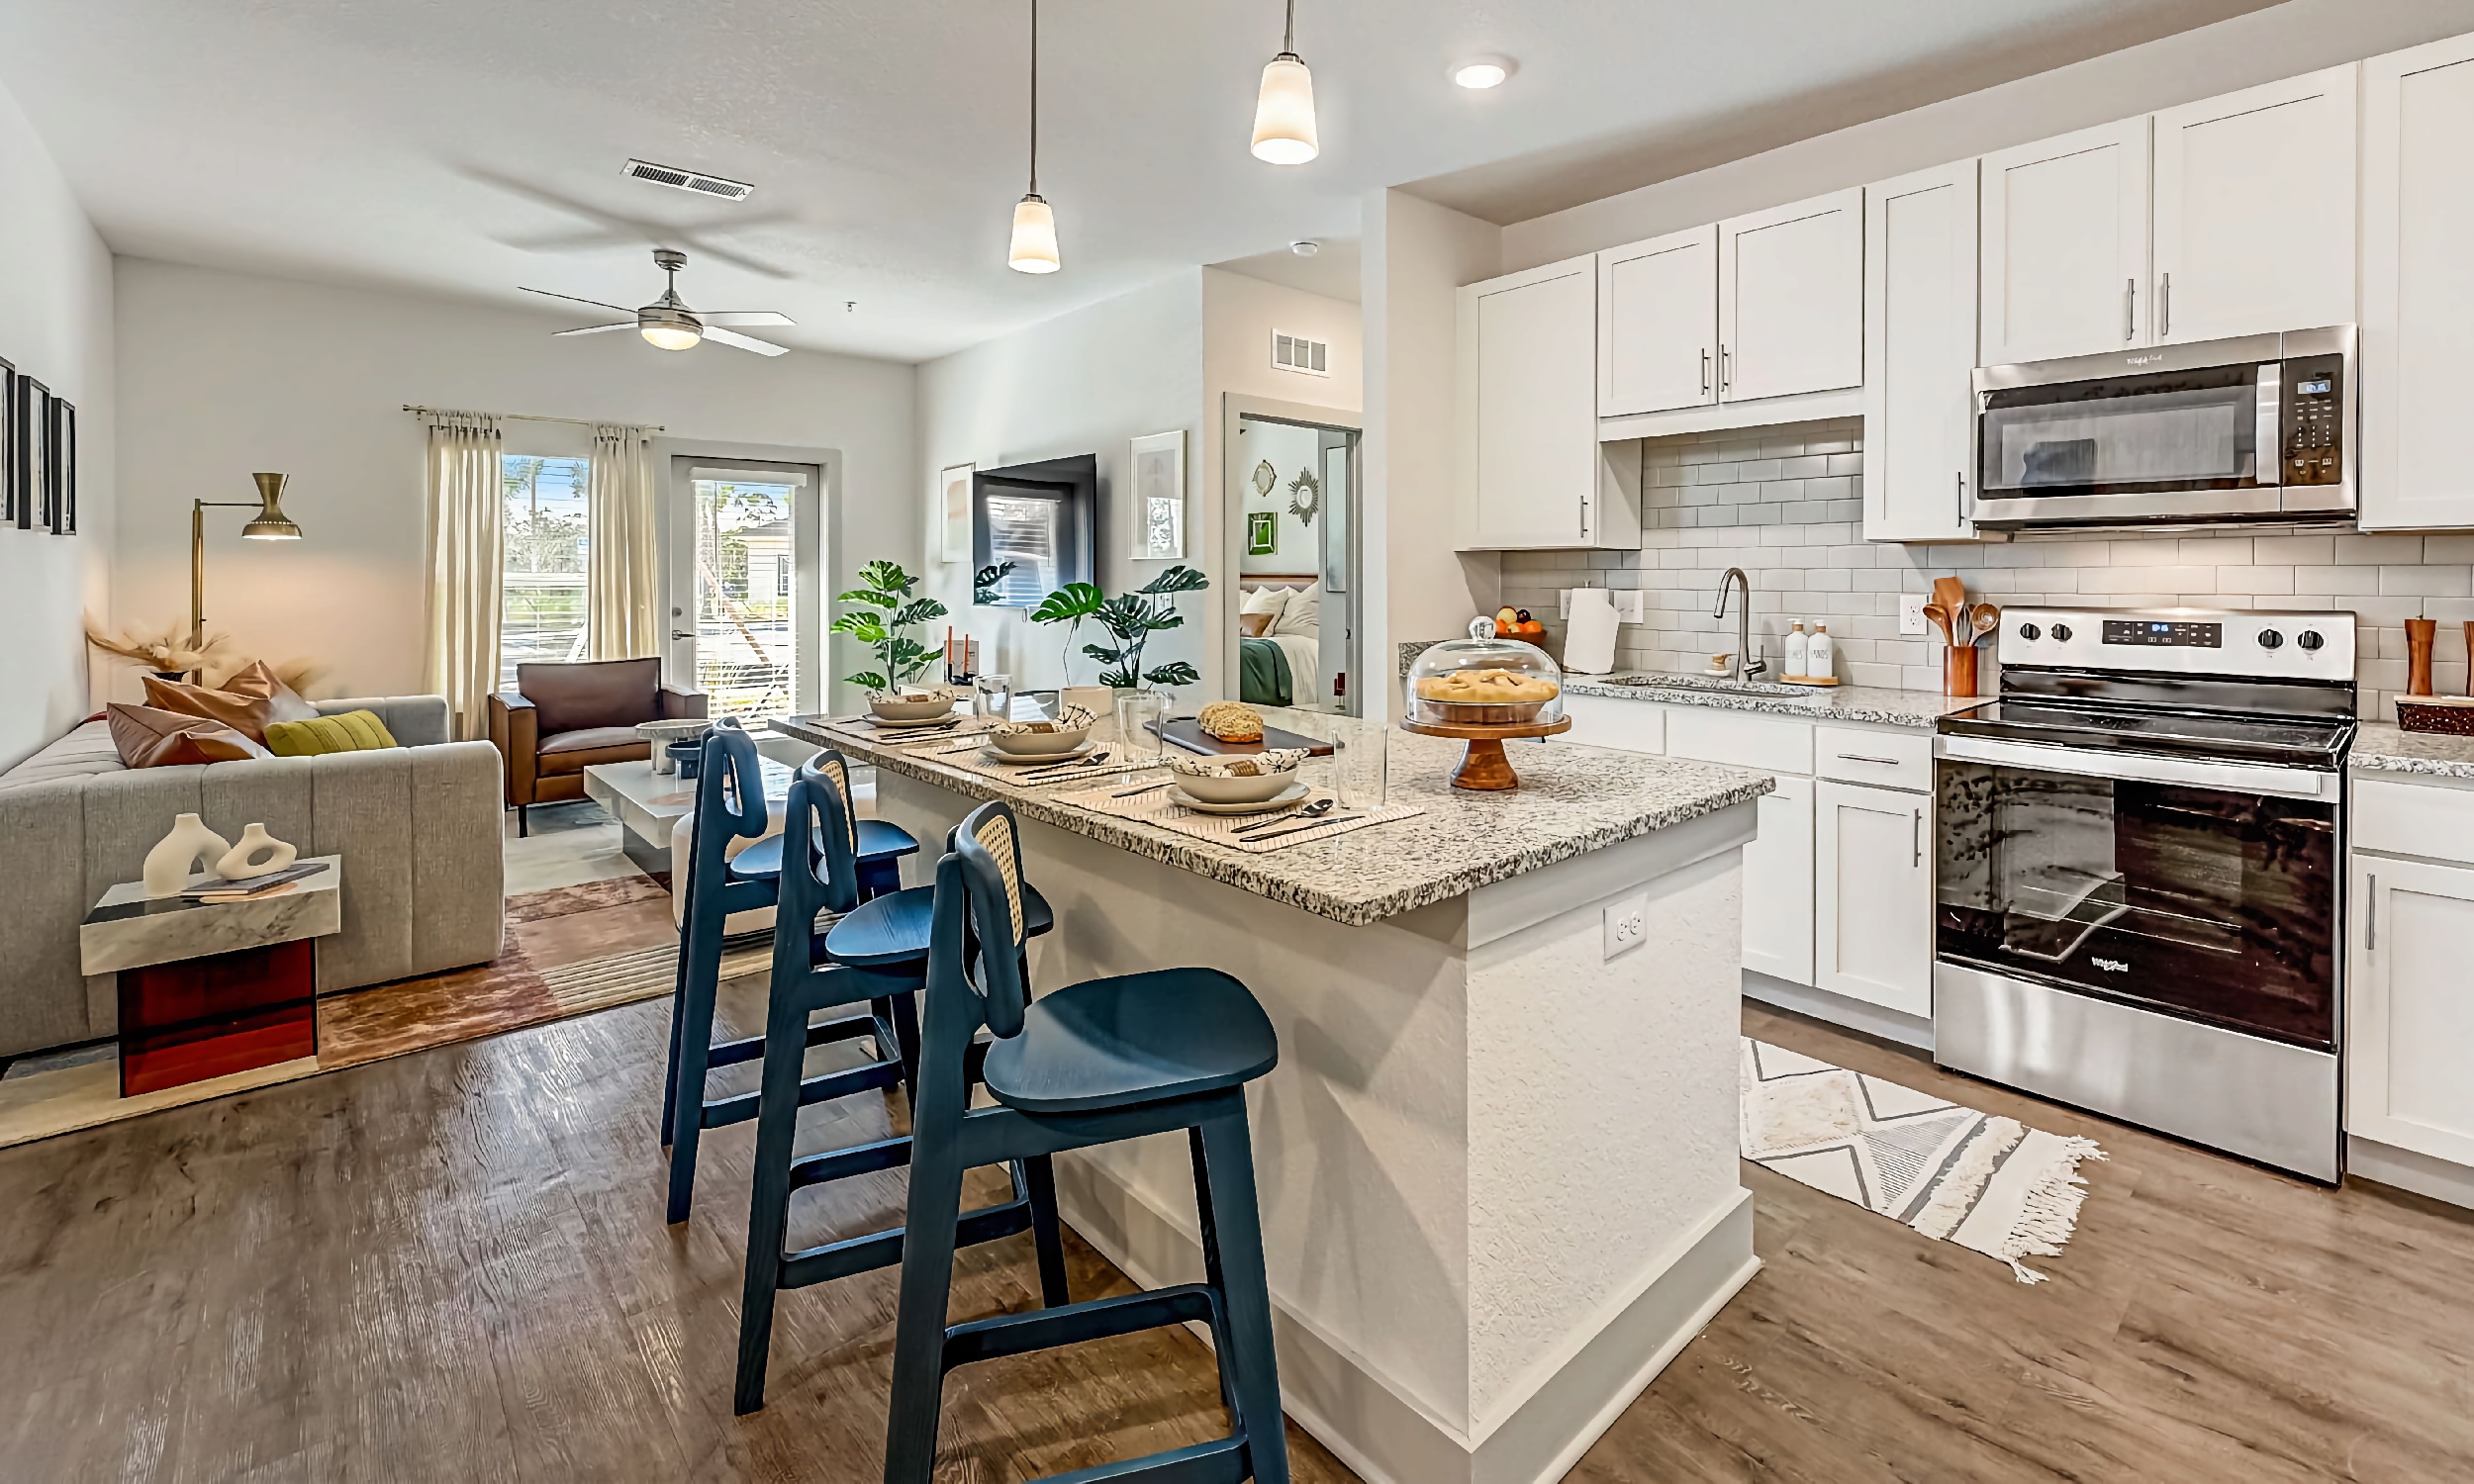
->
[263,709,400,757]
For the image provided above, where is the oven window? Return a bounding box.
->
[1978,364,2264,500]
[1936,762,2336,1048]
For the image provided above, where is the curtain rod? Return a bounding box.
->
[401,404,667,432]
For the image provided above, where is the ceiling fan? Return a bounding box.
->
[522,248,794,355]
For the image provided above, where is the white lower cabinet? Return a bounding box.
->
[1814,778,1934,1017]
[2348,855,2474,1168]
[1743,774,1815,985]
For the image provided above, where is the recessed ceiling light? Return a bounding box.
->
[1290,240,1320,256]
[1452,57,1513,90]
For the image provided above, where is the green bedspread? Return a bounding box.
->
[1238,636,1292,707]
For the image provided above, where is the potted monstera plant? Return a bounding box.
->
[1032,565,1209,699]
[831,559,947,696]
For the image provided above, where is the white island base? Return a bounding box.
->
[870,769,1759,1484]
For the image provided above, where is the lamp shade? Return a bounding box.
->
[1009,193,1061,273]
[639,322,703,351]
[240,473,302,540]
[1251,53,1318,164]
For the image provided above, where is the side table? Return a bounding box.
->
[80,857,343,1096]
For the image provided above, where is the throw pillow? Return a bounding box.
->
[1238,611,1277,638]
[264,709,401,757]
[106,703,274,768]
[143,660,319,744]
[1239,585,1292,632]
[1273,581,1322,637]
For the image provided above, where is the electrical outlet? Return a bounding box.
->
[1559,589,1573,618]
[1899,593,1930,637]
[1603,892,1649,960]
[1613,591,1645,624]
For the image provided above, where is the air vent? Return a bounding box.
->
[1272,329,1330,377]
[621,158,755,202]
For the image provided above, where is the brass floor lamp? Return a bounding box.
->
[190,473,303,677]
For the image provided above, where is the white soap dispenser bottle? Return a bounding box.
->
[1783,620,1810,682]
[1807,623,1836,682]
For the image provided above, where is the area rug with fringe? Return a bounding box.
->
[1740,1038,2105,1283]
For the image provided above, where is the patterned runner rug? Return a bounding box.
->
[1740,1038,2106,1283]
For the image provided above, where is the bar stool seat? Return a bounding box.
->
[728,817,919,883]
[820,881,1054,972]
[982,969,1277,1115]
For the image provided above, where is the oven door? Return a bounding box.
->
[1974,344,2283,526]
[1934,736,2339,1050]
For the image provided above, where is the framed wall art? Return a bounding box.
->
[46,397,75,535]
[15,375,48,532]
[1246,510,1278,556]
[938,461,975,564]
[1128,428,1186,561]
[0,357,16,527]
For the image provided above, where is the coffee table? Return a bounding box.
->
[80,857,342,1096]
[584,757,793,874]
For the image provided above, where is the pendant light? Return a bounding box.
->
[1007,0,1061,273]
[1251,0,1318,165]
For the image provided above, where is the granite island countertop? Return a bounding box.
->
[772,715,1773,927]
[1563,676,1981,728]
[2350,722,2474,782]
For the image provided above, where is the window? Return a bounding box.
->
[500,455,591,690]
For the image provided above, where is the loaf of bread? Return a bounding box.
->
[1196,700,1265,742]
[1413,668,1560,704]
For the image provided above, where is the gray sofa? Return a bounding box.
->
[0,695,506,1058]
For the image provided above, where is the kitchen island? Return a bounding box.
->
[773,712,1771,1484]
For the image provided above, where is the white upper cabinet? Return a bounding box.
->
[1719,188,1865,403]
[1863,160,1979,542]
[1979,118,2152,364]
[1597,226,1718,417]
[2363,34,2474,531]
[1456,256,1639,551]
[2152,65,2359,344]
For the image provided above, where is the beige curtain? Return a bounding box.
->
[420,412,504,740]
[588,423,661,660]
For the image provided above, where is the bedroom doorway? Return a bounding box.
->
[1228,403,1362,716]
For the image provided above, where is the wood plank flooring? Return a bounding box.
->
[1,989,2468,1481]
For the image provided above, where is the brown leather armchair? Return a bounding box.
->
[489,658,706,835]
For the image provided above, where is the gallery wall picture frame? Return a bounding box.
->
[938,461,975,564]
[1246,510,1278,556]
[47,398,75,535]
[15,375,48,532]
[1129,428,1187,561]
[0,357,16,527]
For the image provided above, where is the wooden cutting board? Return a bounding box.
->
[1157,717,1336,758]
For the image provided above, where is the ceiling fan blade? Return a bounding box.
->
[702,311,795,327]
[702,326,790,357]
[553,322,638,336]
[520,286,635,314]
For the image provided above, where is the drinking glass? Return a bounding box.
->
[975,672,1013,720]
[1116,692,1169,764]
[1332,718,1388,810]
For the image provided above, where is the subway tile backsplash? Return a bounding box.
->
[1501,417,2472,718]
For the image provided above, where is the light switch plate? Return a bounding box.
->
[1899,594,1929,636]
[1603,892,1648,960]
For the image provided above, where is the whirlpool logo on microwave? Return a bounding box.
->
[2090,957,2132,974]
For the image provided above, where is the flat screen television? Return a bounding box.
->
[974,453,1096,607]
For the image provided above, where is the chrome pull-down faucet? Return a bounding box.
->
[1713,568,1765,683]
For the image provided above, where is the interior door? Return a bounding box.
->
[1718,188,1863,403]
[2362,35,2474,530]
[1863,160,1980,541]
[2152,65,2359,344]
[1980,118,2153,364]
[2348,857,2474,1165]
[1459,259,1596,548]
[1816,779,1932,1016]
[1597,225,1717,417]
[671,461,818,719]
[1744,774,1816,986]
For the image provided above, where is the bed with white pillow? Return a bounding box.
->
[1237,578,1325,707]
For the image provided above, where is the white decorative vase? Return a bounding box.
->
[216,823,299,881]
[143,813,233,897]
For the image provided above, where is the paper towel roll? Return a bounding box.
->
[1564,588,1619,675]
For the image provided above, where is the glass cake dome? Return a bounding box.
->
[1407,617,1567,726]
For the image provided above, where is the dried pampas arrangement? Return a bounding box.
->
[86,619,324,695]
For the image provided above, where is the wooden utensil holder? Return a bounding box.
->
[1943,644,1979,698]
[2407,618,2438,697]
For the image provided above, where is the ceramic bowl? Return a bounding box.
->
[870,693,957,722]
[1172,769,1297,804]
[988,725,1092,758]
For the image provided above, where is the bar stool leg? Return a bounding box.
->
[1195,1097,1290,1484]
[1021,1154,1071,1307]
[733,980,811,1415]
[664,953,721,1224]
[884,1035,972,1484]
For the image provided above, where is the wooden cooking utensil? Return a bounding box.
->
[1970,604,2002,642]
[1923,603,1955,645]
[1933,575,1968,619]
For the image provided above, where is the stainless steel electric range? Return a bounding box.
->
[1933,607,2358,1182]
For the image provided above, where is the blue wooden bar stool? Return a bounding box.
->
[660,726,909,1223]
[735,765,1068,1415]
[884,799,1288,1484]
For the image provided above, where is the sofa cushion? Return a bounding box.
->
[106,703,273,768]
[143,661,320,743]
[0,718,124,791]
[535,727,649,777]
[518,658,660,738]
[266,709,400,756]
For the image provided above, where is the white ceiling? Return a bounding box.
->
[0,0,2271,363]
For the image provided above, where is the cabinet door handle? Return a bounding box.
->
[1912,807,1923,868]
[1956,470,1967,524]
[1700,348,1711,396]
[2124,278,2137,342]
[1839,753,1902,767]
[2366,874,2377,952]
[2159,271,2172,337]
[1720,344,1732,394]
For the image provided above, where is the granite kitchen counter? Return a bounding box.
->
[772,714,1771,926]
[1564,676,1982,728]
[2350,722,2474,781]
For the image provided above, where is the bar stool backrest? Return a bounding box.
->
[775,750,865,928]
[944,799,1032,1039]
[689,722,771,897]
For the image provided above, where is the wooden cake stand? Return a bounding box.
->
[1399,714,1572,790]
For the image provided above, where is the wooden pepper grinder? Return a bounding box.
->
[2407,617,2437,697]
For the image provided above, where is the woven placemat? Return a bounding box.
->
[906,737,1161,787]
[1052,781,1426,853]
[806,713,999,749]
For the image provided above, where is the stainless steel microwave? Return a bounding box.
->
[1970,325,2354,529]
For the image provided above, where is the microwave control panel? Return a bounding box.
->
[2283,355,2345,485]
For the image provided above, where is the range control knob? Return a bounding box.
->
[2298,629,2326,652]
[2258,628,2285,650]
[2018,622,2042,641]
[2050,622,2073,642]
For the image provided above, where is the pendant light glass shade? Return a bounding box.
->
[639,323,703,351]
[1008,193,1061,273]
[1251,52,1318,164]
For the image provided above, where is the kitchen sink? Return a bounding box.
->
[1599,672,1826,699]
